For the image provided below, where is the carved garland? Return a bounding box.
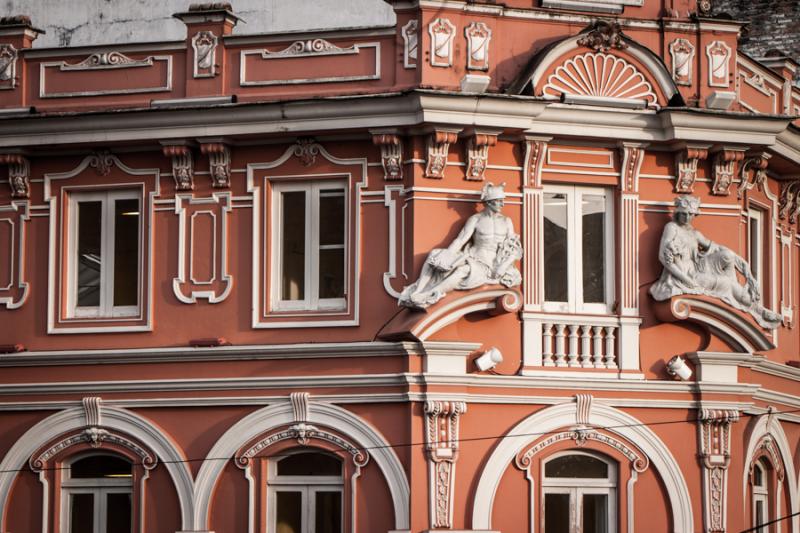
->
[29,427,158,472]
[424,400,466,529]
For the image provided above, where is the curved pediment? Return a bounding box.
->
[509,21,682,110]
[378,288,522,342]
[653,295,775,353]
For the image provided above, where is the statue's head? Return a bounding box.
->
[673,195,701,218]
[481,182,506,213]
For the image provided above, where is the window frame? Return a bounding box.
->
[542,184,615,314]
[266,451,344,533]
[66,189,142,319]
[270,180,348,313]
[747,206,766,304]
[541,450,617,533]
[59,453,134,533]
[751,460,769,533]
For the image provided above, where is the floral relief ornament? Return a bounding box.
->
[428,18,456,68]
[192,31,218,77]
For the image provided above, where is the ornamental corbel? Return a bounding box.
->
[698,408,739,533]
[371,132,403,181]
[162,144,194,191]
[674,145,709,194]
[424,400,466,529]
[0,153,29,198]
[739,152,770,198]
[200,142,231,188]
[778,180,800,223]
[464,131,498,181]
[711,148,745,196]
[425,129,459,179]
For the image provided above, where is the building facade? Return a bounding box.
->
[0,1,799,532]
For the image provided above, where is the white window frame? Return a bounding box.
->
[266,454,344,533]
[60,455,133,533]
[541,451,617,533]
[66,190,142,319]
[270,181,348,313]
[751,461,769,533]
[542,185,615,314]
[748,207,765,304]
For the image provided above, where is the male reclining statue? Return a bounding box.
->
[399,182,522,309]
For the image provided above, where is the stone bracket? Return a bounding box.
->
[425,130,459,179]
[464,131,498,181]
[674,145,709,194]
[738,152,770,198]
[710,148,745,196]
[200,142,230,188]
[0,154,29,198]
[162,144,194,191]
[372,132,403,181]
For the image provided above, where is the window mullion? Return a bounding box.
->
[94,488,103,533]
[309,185,320,309]
[569,188,580,313]
[102,195,114,316]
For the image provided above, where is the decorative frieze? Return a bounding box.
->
[424,400,466,530]
[372,133,403,181]
[698,409,739,533]
[674,146,709,194]
[192,31,218,78]
[29,428,157,472]
[707,41,731,88]
[711,149,745,196]
[669,38,694,86]
[738,152,770,198]
[577,20,628,52]
[428,18,456,68]
[0,44,18,89]
[465,22,491,71]
[162,145,194,190]
[0,154,29,198]
[464,132,497,181]
[401,19,418,69]
[200,142,230,188]
[62,51,154,70]
[425,130,458,179]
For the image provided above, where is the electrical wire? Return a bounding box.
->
[741,510,800,532]
[3,406,799,474]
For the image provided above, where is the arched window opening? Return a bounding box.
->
[62,454,133,533]
[268,451,344,533]
[542,451,617,533]
[751,459,770,533]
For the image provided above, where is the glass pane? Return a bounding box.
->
[113,198,139,307]
[582,493,608,533]
[749,215,759,278]
[753,464,763,486]
[69,493,94,533]
[71,455,132,479]
[544,493,570,533]
[276,491,302,533]
[281,191,306,301]
[106,492,132,533]
[582,195,606,304]
[277,453,342,477]
[545,455,608,479]
[315,491,342,533]
[77,201,102,307]
[319,192,345,246]
[319,248,344,299]
[544,193,568,302]
[755,500,764,533]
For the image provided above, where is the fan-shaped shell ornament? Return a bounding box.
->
[541,52,659,109]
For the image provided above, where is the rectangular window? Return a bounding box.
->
[68,190,141,318]
[543,185,614,313]
[272,181,347,312]
[748,208,765,303]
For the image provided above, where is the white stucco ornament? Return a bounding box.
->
[399,182,522,309]
[650,196,781,329]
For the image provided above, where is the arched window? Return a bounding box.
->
[542,451,617,533]
[751,459,769,533]
[268,451,343,533]
[61,454,133,533]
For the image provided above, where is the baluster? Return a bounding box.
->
[567,324,579,367]
[591,326,603,368]
[580,325,592,367]
[554,324,567,367]
[604,326,617,369]
[542,322,554,367]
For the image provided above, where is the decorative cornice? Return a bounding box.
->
[29,427,157,472]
